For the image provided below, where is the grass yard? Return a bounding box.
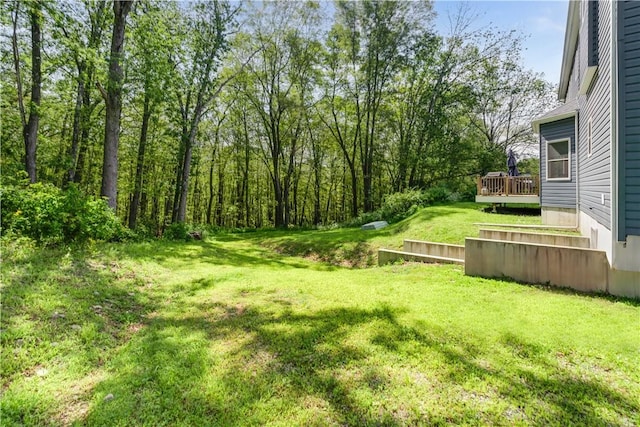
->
[2,204,639,426]
[252,202,552,267]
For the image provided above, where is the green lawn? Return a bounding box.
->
[253,202,548,267]
[2,204,639,426]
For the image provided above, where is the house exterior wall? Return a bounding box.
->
[539,117,577,209]
[529,0,640,294]
[566,36,581,101]
[618,1,640,239]
[577,0,613,232]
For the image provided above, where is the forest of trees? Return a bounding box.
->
[1,0,555,233]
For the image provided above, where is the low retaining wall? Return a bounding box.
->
[403,240,465,260]
[609,269,640,299]
[465,238,608,294]
[542,206,577,227]
[473,223,577,230]
[378,249,464,266]
[478,229,590,248]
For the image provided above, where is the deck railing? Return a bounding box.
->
[477,175,540,197]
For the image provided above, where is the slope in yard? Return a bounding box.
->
[2,204,638,426]
[254,202,548,267]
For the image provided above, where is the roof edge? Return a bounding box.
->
[532,111,577,134]
[558,1,580,101]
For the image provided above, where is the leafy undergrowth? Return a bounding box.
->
[254,203,546,267]
[2,205,639,426]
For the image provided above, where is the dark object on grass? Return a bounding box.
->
[361,221,389,230]
[483,206,541,216]
[188,231,202,240]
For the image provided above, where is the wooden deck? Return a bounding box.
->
[475,175,540,204]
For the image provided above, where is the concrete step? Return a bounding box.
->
[378,248,464,266]
[403,239,465,259]
[478,229,590,248]
[473,223,577,230]
[465,238,608,294]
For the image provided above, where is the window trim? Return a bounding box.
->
[546,138,572,182]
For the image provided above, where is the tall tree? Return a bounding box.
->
[320,25,361,217]
[469,54,555,172]
[53,0,110,185]
[330,0,433,212]
[11,0,42,183]
[24,0,42,183]
[170,0,235,223]
[99,0,133,210]
[127,1,178,229]
[240,1,320,227]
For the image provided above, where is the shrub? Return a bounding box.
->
[423,185,451,204]
[1,181,126,244]
[162,222,190,241]
[344,189,426,227]
[378,189,426,223]
[343,186,463,228]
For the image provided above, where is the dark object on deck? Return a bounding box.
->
[507,149,519,176]
[481,172,506,194]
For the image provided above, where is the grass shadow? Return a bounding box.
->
[78,300,639,425]
[1,243,159,425]
[110,239,340,272]
[241,206,462,268]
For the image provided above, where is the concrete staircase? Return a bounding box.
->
[477,229,590,248]
[378,240,465,266]
[378,227,614,295]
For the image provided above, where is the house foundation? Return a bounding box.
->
[541,207,577,227]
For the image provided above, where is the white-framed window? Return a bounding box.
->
[587,118,593,157]
[546,138,571,181]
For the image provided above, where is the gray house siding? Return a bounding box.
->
[578,0,612,230]
[540,117,576,209]
[619,1,640,239]
[566,37,581,101]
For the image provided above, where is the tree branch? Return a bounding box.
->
[95,81,108,102]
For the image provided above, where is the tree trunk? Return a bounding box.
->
[243,115,250,226]
[177,116,200,222]
[313,156,322,225]
[66,77,84,184]
[272,158,284,228]
[11,1,27,175]
[73,102,92,184]
[171,139,185,222]
[23,1,42,183]
[191,159,201,223]
[100,0,133,210]
[206,155,215,225]
[216,159,225,227]
[128,92,151,229]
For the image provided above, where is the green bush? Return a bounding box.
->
[344,186,458,228]
[423,186,451,204]
[344,189,423,227]
[162,222,190,241]
[1,182,126,244]
[377,189,425,223]
[161,222,210,241]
